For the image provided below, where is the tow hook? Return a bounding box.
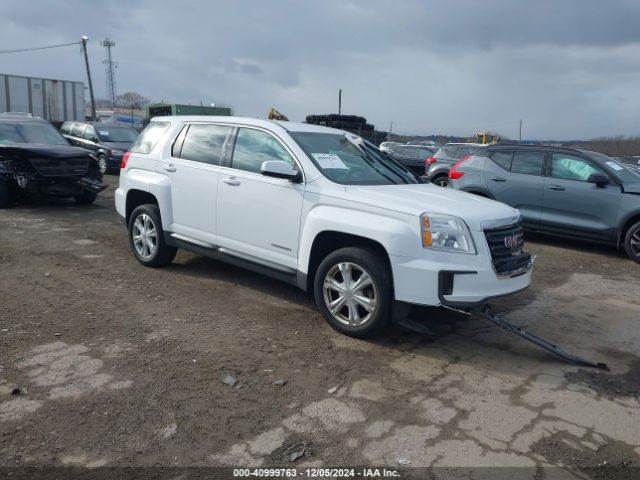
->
[475,304,608,370]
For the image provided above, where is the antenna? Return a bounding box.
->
[100,38,117,107]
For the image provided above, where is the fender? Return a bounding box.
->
[125,169,174,226]
[459,186,495,199]
[297,204,420,274]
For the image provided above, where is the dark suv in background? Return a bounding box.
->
[450,144,640,262]
[61,121,139,174]
[423,143,484,187]
[386,144,436,175]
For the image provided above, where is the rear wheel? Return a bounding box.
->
[432,175,449,187]
[128,204,177,267]
[314,247,392,338]
[624,221,640,263]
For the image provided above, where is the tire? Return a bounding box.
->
[432,175,449,188]
[128,204,177,267]
[97,155,108,175]
[623,221,640,263]
[314,247,392,338]
[0,179,11,208]
[74,191,97,205]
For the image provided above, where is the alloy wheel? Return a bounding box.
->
[434,177,449,187]
[98,156,108,175]
[322,262,378,326]
[132,213,157,259]
[631,227,640,257]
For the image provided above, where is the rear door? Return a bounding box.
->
[484,149,545,229]
[540,152,621,241]
[216,126,304,270]
[156,123,233,245]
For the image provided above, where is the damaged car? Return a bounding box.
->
[0,113,105,208]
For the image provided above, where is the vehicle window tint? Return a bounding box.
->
[511,151,544,176]
[491,151,513,170]
[417,148,434,157]
[60,122,71,134]
[83,126,96,140]
[71,123,85,137]
[443,146,459,158]
[178,124,231,165]
[232,128,294,173]
[130,121,171,154]
[550,154,601,181]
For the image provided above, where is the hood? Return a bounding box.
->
[0,143,92,159]
[345,183,520,231]
[622,182,640,195]
[102,141,134,151]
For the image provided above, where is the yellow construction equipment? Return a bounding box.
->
[268,108,289,121]
[474,132,500,144]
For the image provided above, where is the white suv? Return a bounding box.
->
[115,117,533,337]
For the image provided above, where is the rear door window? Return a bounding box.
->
[490,151,514,170]
[83,125,96,141]
[510,150,544,176]
[177,124,232,165]
[71,123,85,137]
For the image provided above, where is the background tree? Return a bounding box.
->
[115,92,150,110]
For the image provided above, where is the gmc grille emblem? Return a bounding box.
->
[504,234,520,249]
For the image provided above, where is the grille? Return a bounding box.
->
[29,157,90,177]
[484,222,532,276]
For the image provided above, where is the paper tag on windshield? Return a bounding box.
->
[312,153,348,169]
[605,161,623,171]
[99,130,109,136]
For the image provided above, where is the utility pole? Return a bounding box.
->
[338,89,342,115]
[101,38,117,107]
[81,36,96,121]
[519,119,522,143]
[389,120,393,141]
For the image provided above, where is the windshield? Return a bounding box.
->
[291,132,419,185]
[0,121,69,145]
[96,126,139,143]
[589,152,640,182]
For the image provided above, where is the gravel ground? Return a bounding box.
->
[1,176,639,478]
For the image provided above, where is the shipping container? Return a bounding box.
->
[0,73,85,124]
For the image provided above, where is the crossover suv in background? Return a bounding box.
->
[0,113,104,207]
[61,121,139,174]
[116,117,533,337]
[386,144,436,175]
[450,144,640,262]
[423,143,484,187]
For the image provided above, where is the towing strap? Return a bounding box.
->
[476,304,608,370]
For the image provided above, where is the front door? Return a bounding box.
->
[541,152,621,241]
[216,127,304,271]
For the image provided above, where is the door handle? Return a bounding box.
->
[548,185,565,191]
[223,177,241,186]
[491,177,506,182]
[163,164,176,173]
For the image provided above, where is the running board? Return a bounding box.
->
[475,304,608,370]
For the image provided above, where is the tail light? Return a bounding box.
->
[121,152,131,170]
[425,156,437,164]
[448,155,471,180]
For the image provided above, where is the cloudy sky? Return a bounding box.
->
[2,0,640,140]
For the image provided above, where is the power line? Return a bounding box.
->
[0,41,81,54]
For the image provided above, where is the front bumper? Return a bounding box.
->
[389,254,532,308]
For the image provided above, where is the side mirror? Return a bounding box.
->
[587,173,609,187]
[260,160,301,182]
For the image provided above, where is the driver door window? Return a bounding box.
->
[231,128,294,173]
[550,154,602,181]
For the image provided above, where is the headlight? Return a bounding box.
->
[421,213,476,254]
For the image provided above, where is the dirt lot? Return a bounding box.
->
[1,176,640,478]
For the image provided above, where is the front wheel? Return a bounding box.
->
[624,221,640,263]
[128,204,177,267]
[97,155,108,175]
[314,247,392,338]
[74,191,97,205]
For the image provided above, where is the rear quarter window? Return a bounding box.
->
[130,121,171,154]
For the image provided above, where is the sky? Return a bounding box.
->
[1,0,640,140]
